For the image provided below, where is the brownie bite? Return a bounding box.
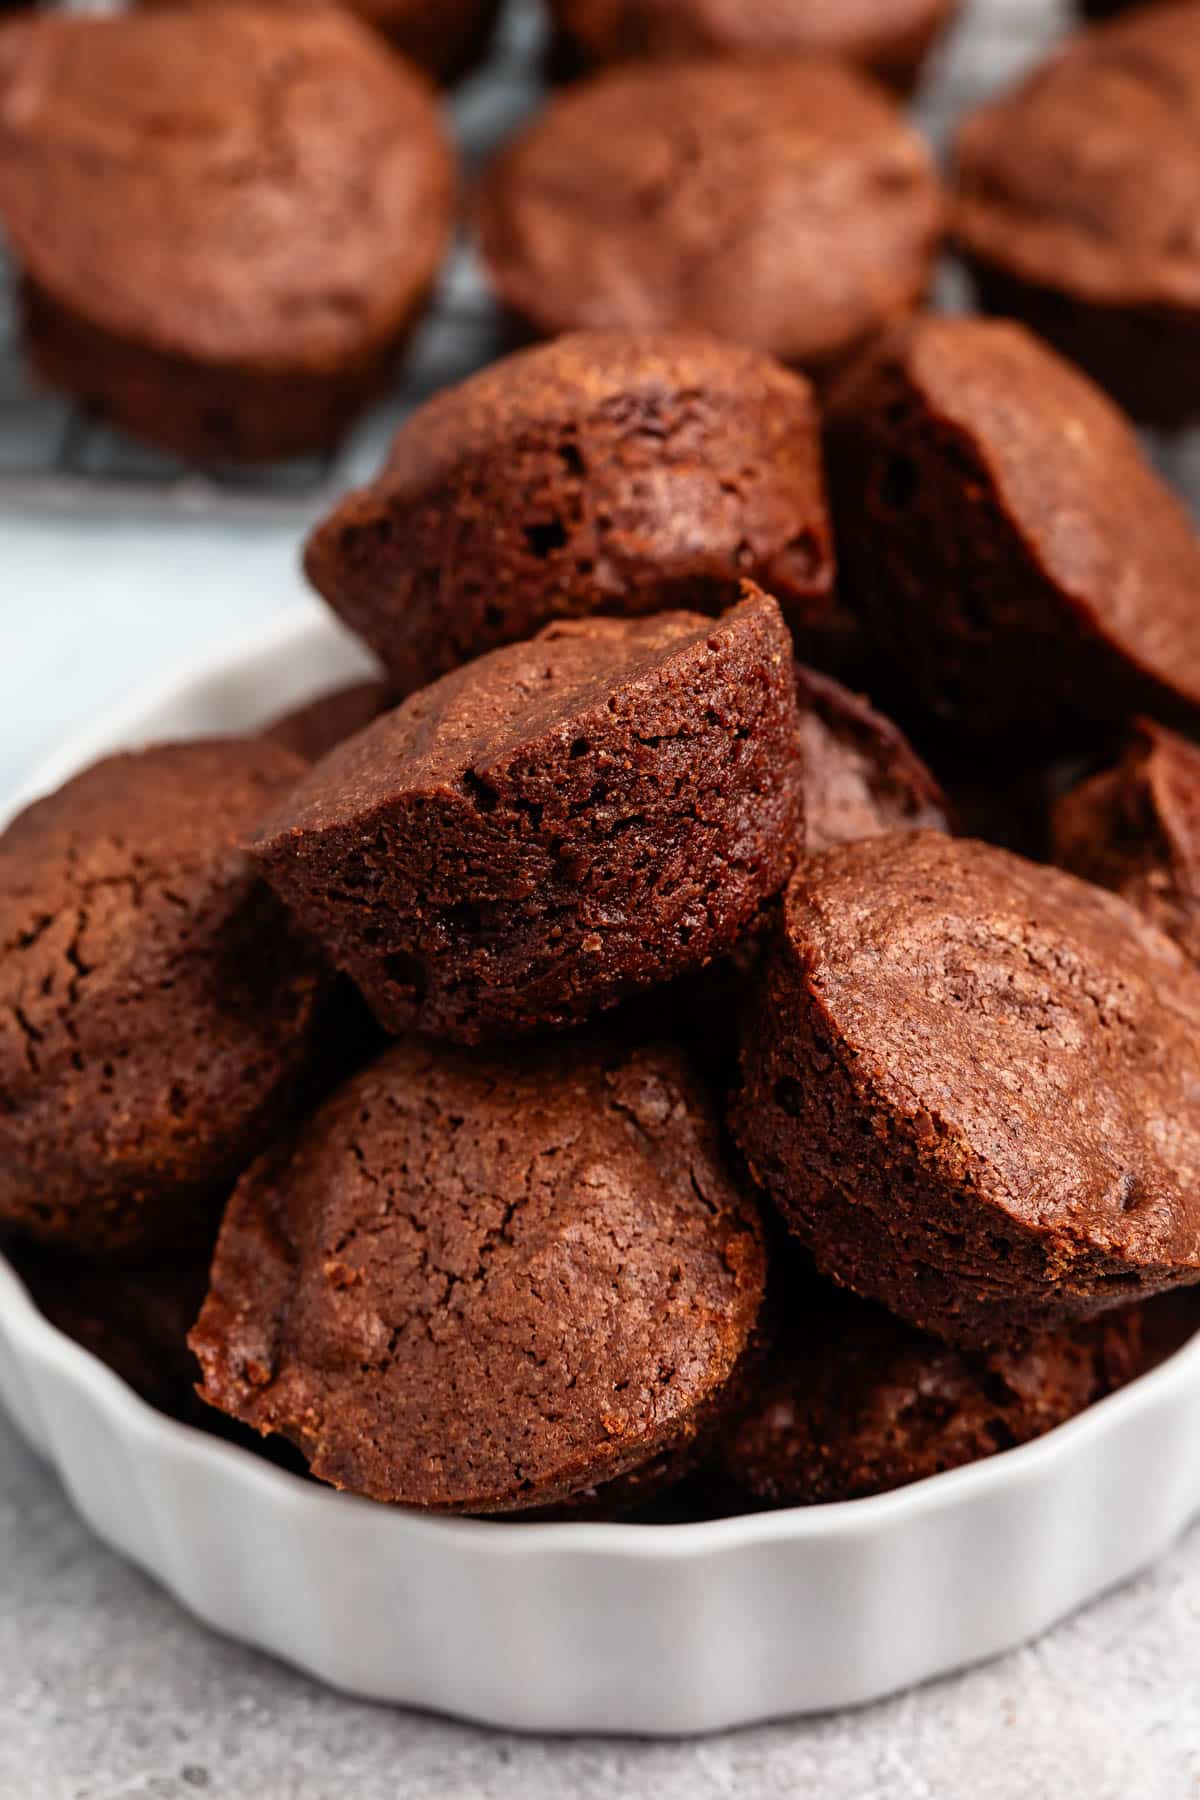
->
[0,740,325,1257]
[718,1273,1144,1506]
[253,590,802,1044]
[954,3,1200,428]
[477,60,943,384]
[795,665,949,853]
[264,680,393,765]
[827,316,1200,744]
[548,0,959,92]
[191,1037,768,1514]
[0,4,455,461]
[1052,719,1200,966]
[305,330,834,697]
[734,831,1200,1347]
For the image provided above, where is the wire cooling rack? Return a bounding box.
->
[0,0,1074,524]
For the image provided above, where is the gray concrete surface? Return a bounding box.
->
[3,1404,1200,1799]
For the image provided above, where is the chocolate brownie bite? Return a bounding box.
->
[954,4,1200,428]
[190,1037,768,1513]
[0,4,455,462]
[718,1274,1144,1506]
[548,0,959,92]
[734,831,1200,1347]
[253,590,803,1043]
[827,316,1200,744]
[477,60,943,384]
[305,330,834,696]
[264,679,393,765]
[795,665,949,853]
[1052,719,1200,966]
[0,740,325,1257]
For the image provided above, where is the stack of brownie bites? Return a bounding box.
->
[7,0,1200,1523]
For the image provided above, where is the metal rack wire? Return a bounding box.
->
[0,0,1076,525]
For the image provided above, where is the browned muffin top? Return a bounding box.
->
[955,3,1200,307]
[886,319,1200,660]
[0,3,455,367]
[478,58,943,373]
[734,831,1200,1344]
[827,315,1200,738]
[781,835,1200,1265]
[190,1037,768,1513]
[305,329,833,696]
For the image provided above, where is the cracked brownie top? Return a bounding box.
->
[0,738,325,1256]
[190,1035,768,1513]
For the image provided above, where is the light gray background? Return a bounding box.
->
[6,0,1200,1790]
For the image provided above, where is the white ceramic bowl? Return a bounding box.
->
[4,604,1200,1736]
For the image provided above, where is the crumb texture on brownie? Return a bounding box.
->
[478,59,943,373]
[253,590,803,1043]
[190,1037,767,1513]
[0,739,324,1256]
[305,329,834,695]
[828,315,1200,739]
[734,830,1200,1346]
